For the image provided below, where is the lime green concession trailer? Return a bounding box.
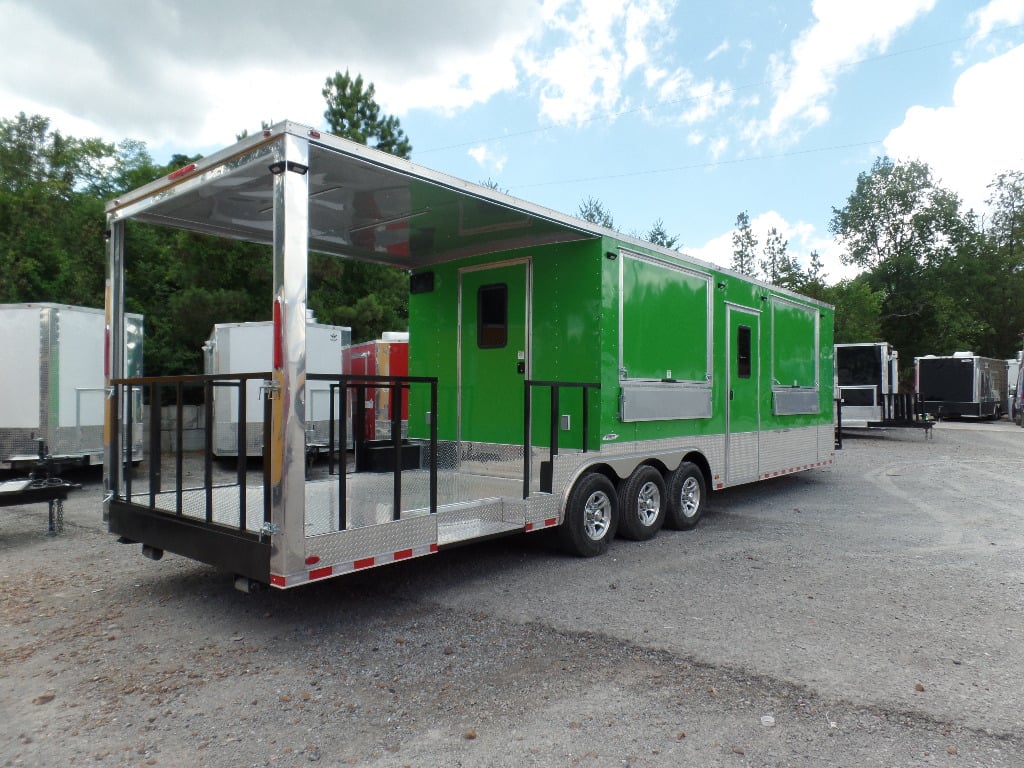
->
[104,121,835,591]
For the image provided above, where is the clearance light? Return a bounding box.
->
[167,163,196,180]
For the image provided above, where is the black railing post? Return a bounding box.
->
[328,382,337,476]
[391,382,402,521]
[236,379,247,532]
[353,383,366,471]
[523,380,599,499]
[523,380,532,500]
[339,379,348,531]
[175,382,184,516]
[262,384,272,527]
[148,382,161,506]
[429,380,437,515]
[204,379,214,523]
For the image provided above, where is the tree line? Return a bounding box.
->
[0,71,410,376]
[735,158,1024,369]
[2,72,1022,381]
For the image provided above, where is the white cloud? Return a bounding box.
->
[0,0,698,159]
[654,71,734,125]
[883,44,1024,214]
[747,0,936,144]
[520,0,677,126]
[0,0,540,149]
[708,136,729,160]
[970,0,1024,38]
[706,39,730,62]
[468,143,508,173]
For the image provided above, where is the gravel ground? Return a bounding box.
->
[2,420,1023,767]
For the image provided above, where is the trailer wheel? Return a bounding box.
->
[617,465,666,541]
[558,473,618,557]
[664,461,706,531]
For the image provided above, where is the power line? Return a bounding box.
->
[514,140,883,191]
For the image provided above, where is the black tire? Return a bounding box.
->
[557,473,618,557]
[617,465,667,541]
[664,461,707,531]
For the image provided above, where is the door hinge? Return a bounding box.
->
[260,380,281,401]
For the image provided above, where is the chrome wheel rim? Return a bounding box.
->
[679,476,700,518]
[636,481,661,526]
[584,491,613,540]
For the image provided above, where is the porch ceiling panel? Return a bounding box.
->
[106,121,598,269]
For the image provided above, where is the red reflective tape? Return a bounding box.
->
[429,544,438,553]
[354,557,375,570]
[525,523,534,532]
[272,299,283,369]
[393,549,413,561]
[168,163,196,180]
[545,517,557,527]
[270,574,286,587]
[309,566,333,580]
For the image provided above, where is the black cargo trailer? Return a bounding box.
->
[915,353,1007,419]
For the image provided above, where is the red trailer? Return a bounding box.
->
[343,332,409,441]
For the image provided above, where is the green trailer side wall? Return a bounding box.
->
[407,239,603,449]
[407,263,459,440]
[407,236,834,449]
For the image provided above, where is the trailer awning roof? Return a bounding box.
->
[106,121,599,269]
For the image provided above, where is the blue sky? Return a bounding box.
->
[2,0,1022,283]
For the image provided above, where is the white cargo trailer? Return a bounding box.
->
[203,318,351,457]
[915,352,1007,419]
[1,303,143,469]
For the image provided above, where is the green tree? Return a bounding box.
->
[323,70,411,158]
[0,113,112,306]
[799,250,828,301]
[480,177,509,194]
[826,277,882,343]
[646,218,680,249]
[760,227,802,289]
[984,172,1024,355]
[577,196,615,229]
[731,211,758,277]
[829,157,972,361]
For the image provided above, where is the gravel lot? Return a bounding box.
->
[2,420,1023,767]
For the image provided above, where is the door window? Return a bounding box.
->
[477,284,508,349]
[737,325,752,379]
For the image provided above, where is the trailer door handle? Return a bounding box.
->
[729,389,734,400]
[517,361,525,374]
